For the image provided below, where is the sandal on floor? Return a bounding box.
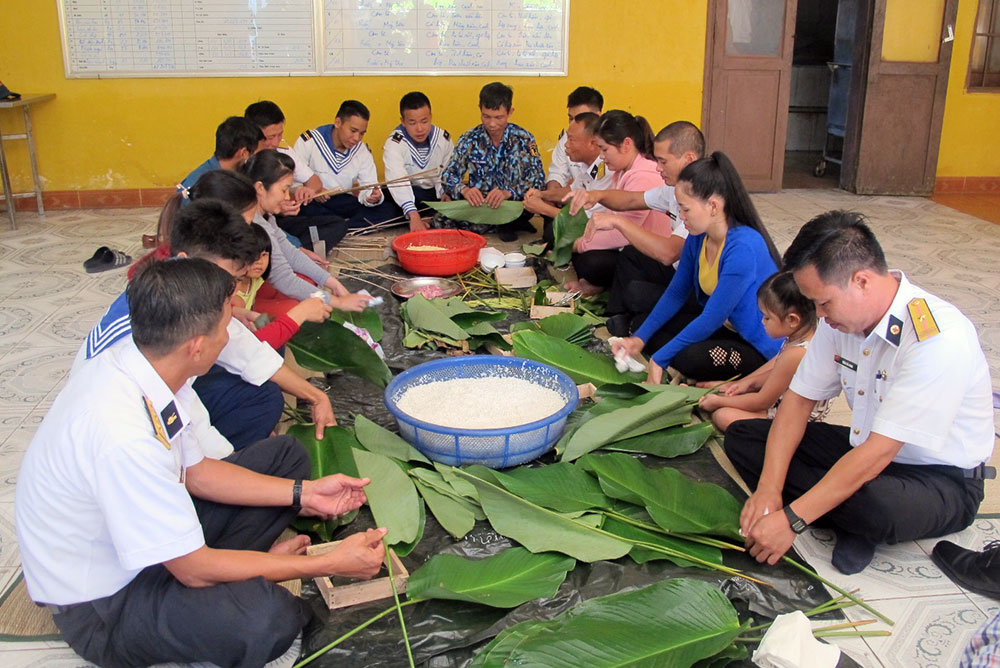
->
[84,246,132,273]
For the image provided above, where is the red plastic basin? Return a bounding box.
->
[392,229,487,277]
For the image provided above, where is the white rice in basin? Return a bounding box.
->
[396,377,566,429]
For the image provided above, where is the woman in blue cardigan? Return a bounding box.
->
[613,152,783,383]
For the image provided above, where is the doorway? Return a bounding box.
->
[702,0,959,195]
[783,0,844,189]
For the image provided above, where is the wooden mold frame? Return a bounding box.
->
[305,540,409,610]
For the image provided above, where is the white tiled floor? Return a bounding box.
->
[0,194,998,666]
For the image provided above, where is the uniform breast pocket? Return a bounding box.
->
[833,354,858,399]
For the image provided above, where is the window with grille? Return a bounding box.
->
[969,0,1000,90]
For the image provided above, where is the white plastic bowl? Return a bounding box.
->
[504,252,527,267]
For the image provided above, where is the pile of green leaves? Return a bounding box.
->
[510,312,593,346]
[549,204,589,267]
[511,329,644,386]
[558,382,715,462]
[400,294,511,352]
[292,411,739,571]
[287,318,391,388]
[424,200,525,225]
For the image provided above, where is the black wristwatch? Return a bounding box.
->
[783,504,808,534]
[291,479,303,510]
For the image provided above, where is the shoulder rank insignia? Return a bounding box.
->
[907,298,940,341]
[558,128,565,140]
[529,141,540,158]
[160,400,183,439]
[442,129,450,140]
[391,132,403,143]
[885,314,904,346]
[143,397,170,450]
[299,130,313,142]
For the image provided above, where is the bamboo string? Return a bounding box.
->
[312,167,441,200]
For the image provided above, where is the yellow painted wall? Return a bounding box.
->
[937,0,1000,177]
[0,0,708,192]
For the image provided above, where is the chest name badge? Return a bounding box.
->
[908,298,941,342]
[143,397,171,450]
[834,354,858,372]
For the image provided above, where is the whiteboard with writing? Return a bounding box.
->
[57,0,568,78]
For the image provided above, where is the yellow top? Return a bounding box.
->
[235,277,265,310]
[698,236,725,296]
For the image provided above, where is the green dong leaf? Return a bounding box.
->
[600,516,723,569]
[474,578,745,668]
[286,424,362,541]
[511,329,644,387]
[351,448,423,547]
[329,307,383,342]
[603,421,716,459]
[489,462,610,513]
[406,547,575,608]
[413,479,476,539]
[559,390,690,462]
[455,468,632,563]
[401,295,470,341]
[425,199,525,225]
[550,204,589,268]
[353,414,431,465]
[287,320,392,388]
[580,453,742,540]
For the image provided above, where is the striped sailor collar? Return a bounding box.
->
[86,291,132,359]
[117,338,190,442]
[396,124,435,148]
[318,124,362,158]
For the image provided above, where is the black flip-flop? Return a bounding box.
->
[0,83,20,102]
[84,246,132,273]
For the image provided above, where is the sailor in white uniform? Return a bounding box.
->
[383,92,454,231]
[294,100,398,229]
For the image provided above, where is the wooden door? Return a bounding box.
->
[849,0,958,195]
[702,0,798,192]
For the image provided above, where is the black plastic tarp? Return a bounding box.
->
[295,266,843,668]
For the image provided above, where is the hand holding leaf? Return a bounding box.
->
[301,474,370,519]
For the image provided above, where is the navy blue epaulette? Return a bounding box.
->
[300,130,313,142]
[442,129,450,140]
[391,131,403,143]
[558,128,565,140]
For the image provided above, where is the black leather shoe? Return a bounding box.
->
[932,540,1000,599]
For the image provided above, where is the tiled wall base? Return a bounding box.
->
[8,188,175,211]
[935,177,1000,194]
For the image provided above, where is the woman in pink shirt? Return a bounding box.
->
[567,110,673,296]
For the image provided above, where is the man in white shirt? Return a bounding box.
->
[383,91,454,232]
[564,121,705,337]
[245,100,348,250]
[542,86,604,203]
[17,258,386,667]
[295,100,398,229]
[523,111,614,223]
[726,211,995,574]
